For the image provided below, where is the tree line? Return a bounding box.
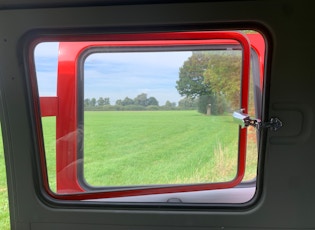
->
[85,51,243,114]
[84,93,198,111]
[176,51,242,115]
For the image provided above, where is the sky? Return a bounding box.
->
[34,42,192,105]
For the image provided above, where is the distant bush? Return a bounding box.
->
[124,105,146,111]
[197,95,229,115]
[146,105,159,111]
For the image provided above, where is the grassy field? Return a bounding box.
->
[43,110,257,189]
[83,110,239,186]
[0,110,258,229]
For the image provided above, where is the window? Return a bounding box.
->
[33,31,265,204]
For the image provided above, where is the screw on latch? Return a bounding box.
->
[258,117,283,131]
[233,110,283,131]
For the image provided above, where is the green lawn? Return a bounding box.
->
[42,110,257,189]
[82,110,239,186]
[1,110,258,229]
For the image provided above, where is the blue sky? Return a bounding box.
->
[34,42,192,105]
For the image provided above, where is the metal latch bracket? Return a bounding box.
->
[233,110,283,131]
[245,117,283,131]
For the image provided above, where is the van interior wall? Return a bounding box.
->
[0,0,314,229]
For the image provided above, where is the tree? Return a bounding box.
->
[164,100,172,107]
[197,94,227,115]
[104,97,110,105]
[178,97,198,110]
[164,100,176,110]
[115,99,122,106]
[134,93,148,106]
[147,96,159,106]
[90,98,96,107]
[97,97,105,106]
[176,52,214,114]
[122,97,134,106]
[176,52,212,98]
[84,98,91,107]
[176,51,241,115]
[204,53,241,110]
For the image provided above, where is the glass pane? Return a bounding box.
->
[34,42,59,97]
[82,49,243,187]
[34,42,59,191]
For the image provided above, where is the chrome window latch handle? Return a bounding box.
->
[233,110,283,131]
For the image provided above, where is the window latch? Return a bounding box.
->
[233,110,283,131]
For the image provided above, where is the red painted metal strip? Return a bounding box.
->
[49,180,245,200]
[37,31,256,199]
[56,43,85,193]
[40,97,58,117]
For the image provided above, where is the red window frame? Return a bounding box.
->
[35,31,264,200]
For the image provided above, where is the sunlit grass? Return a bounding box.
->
[83,111,238,186]
[0,136,10,230]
